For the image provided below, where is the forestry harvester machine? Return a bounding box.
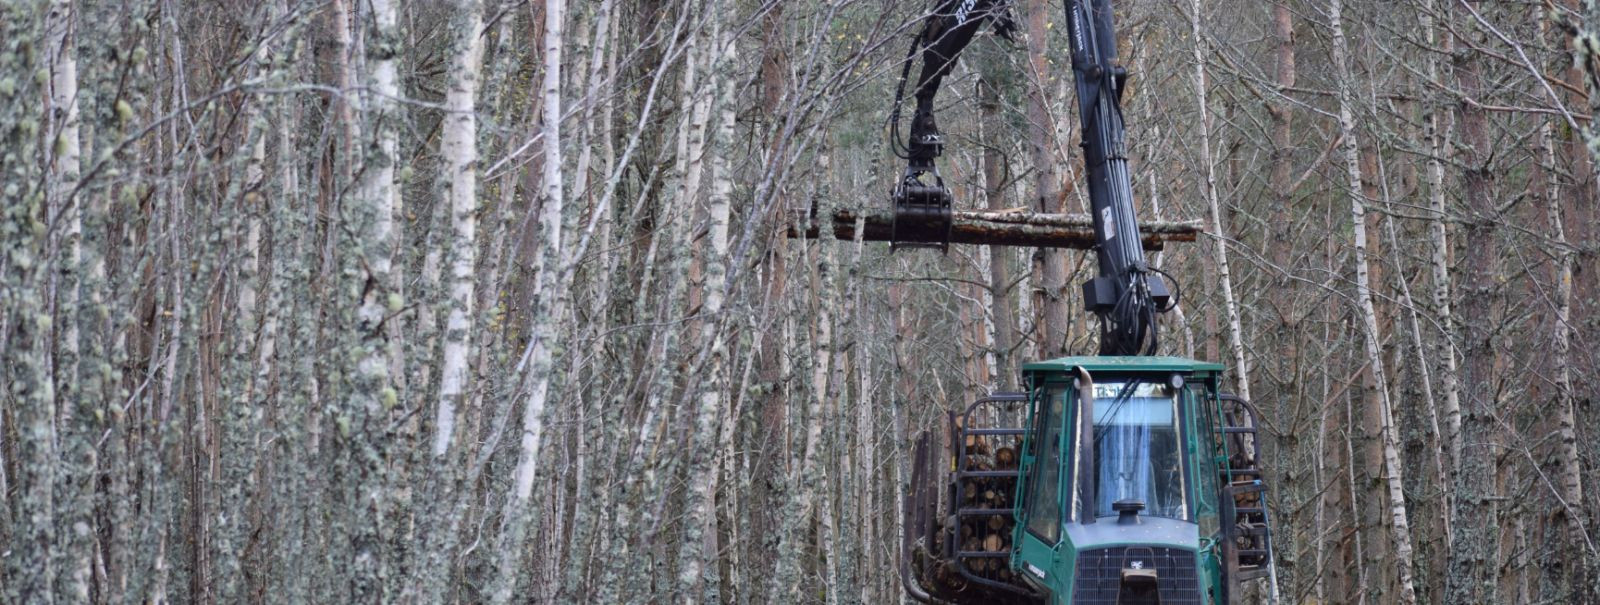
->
[883,1,1280,603]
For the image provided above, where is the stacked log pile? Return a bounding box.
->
[919,428,1035,601]
[957,437,1020,581]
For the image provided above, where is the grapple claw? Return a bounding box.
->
[891,169,954,252]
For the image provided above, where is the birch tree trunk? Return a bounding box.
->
[1328,2,1417,601]
[1540,119,1589,596]
[676,6,736,601]
[1417,0,1463,477]
[265,5,310,599]
[47,0,78,409]
[4,1,1598,602]
[343,0,404,597]
[216,84,270,605]
[432,0,483,461]
[491,0,564,600]
[1407,7,1460,584]
[1189,0,1250,400]
[45,1,91,599]
[1383,201,1452,553]
[771,154,835,602]
[559,2,616,599]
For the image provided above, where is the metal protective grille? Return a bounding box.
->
[1070,546,1201,604]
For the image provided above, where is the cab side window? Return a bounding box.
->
[1025,387,1067,542]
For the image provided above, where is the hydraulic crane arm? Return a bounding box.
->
[887,0,1014,251]
[894,0,1016,167]
[888,0,1174,356]
[1062,0,1173,355]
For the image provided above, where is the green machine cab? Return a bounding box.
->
[902,357,1276,604]
[888,1,1277,601]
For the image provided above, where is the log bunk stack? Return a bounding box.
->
[919,420,1034,601]
[956,434,1020,579]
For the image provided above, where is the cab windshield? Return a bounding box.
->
[1090,380,1187,519]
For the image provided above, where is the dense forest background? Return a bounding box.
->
[1,0,1597,603]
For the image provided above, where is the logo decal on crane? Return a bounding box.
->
[955,0,978,24]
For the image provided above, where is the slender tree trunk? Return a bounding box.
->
[342,0,404,598]
[1191,0,1251,402]
[1422,0,1462,477]
[771,154,835,602]
[976,77,1016,390]
[492,0,564,600]
[1540,119,1589,596]
[5,4,63,603]
[754,7,792,586]
[265,5,310,598]
[1383,207,1451,552]
[558,2,617,600]
[1267,1,1295,276]
[677,7,736,600]
[46,1,91,599]
[1025,0,1067,358]
[1445,3,1502,600]
[432,0,483,461]
[1328,2,1417,601]
[1265,0,1297,455]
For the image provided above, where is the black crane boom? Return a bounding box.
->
[888,0,1173,355]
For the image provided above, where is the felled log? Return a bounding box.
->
[984,533,1005,553]
[788,208,1202,250]
[987,514,1007,531]
[994,446,1016,470]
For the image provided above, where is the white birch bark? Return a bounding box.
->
[1329,1,1417,600]
[508,0,565,500]
[770,152,835,601]
[560,4,618,599]
[632,25,708,588]
[344,0,404,596]
[1540,122,1584,528]
[432,0,483,459]
[48,0,80,387]
[264,4,309,597]
[676,8,735,600]
[595,15,694,601]
[46,0,86,599]
[217,104,269,605]
[491,0,565,601]
[853,292,874,605]
[1383,213,1451,544]
[1189,0,1250,399]
[1421,0,1462,473]
[362,0,401,400]
[815,244,841,605]
[1373,71,1452,548]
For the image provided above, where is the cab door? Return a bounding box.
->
[1013,383,1070,592]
